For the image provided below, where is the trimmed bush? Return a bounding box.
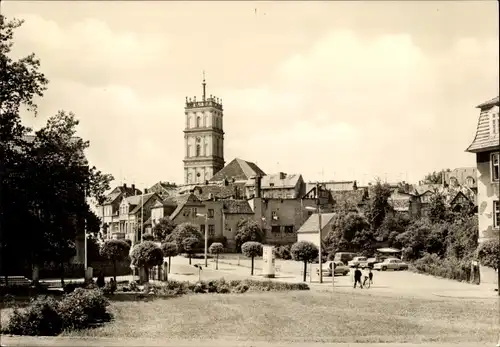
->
[58,288,112,331]
[291,241,319,282]
[3,288,112,336]
[141,278,309,297]
[4,296,63,336]
[241,241,263,276]
[209,242,224,270]
[274,245,292,260]
[411,253,472,282]
[130,241,164,282]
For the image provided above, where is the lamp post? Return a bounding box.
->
[140,189,144,243]
[305,182,324,284]
[196,213,209,267]
[84,186,87,271]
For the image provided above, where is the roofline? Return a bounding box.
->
[465,145,500,153]
[475,96,499,109]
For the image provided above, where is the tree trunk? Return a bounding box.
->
[251,257,254,276]
[216,254,219,270]
[144,267,149,283]
[189,254,192,265]
[113,261,117,281]
[168,256,171,273]
[165,264,168,282]
[303,261,307,282]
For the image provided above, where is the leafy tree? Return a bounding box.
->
[477,239,500,270]
[365,180,392,231]
[182,237,199,265]
[324,213,371,254]
[124,239,132,247]
[376,214,410,246]
[152,217,176,241]
[142,234,155,241]
[422,169,450,184]
[160,242,178,277]
[428,193,448,224]
[165,222,202,254]
[209,242,224,270]
[235,219,264,252]
[445,215,478,260]
[100,239,131,281]
[291,241,319,282]
[241,241,263,275]
[130,241,163,282]
[0,15,113,283]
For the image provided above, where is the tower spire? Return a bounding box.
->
[202,70,206,101]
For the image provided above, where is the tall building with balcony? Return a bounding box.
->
[183,74,225,184]
[466,96,499,287]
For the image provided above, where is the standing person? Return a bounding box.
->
[96,272,105,288]
[368,268,373,285]
[353,266,363,288]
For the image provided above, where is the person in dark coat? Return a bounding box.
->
[353,266,363,288]
[96,272,105,288]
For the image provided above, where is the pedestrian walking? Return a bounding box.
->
[353,266,363,288]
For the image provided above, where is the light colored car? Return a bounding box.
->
[359,257,382,269]
[373,258,408,271]
[316,261,350,277]
[348,256,367,268]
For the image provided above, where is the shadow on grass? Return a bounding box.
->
[106,292,181,302]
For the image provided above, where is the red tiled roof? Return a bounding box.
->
[223,200,254,214]
[209,158,266,182]
[330,190,366,210]
[297,213,336,233]
[261,173,302,189]
[192,183,246,201]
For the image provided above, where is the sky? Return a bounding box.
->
[4,1,499,189]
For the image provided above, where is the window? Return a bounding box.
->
[208,225,215,237]
[192,208,197,217]
[491,153,499,182]
[196,145,201,157]
[208,209,214,218]
[465,176,475,186]
[200,224,205,233]
[271,211,278,220]
[494,201,499,229]
[284,225,294,233]
[271,225,280,233]
[196,116,201,128]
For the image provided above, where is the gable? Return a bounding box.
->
[210,158,266,182]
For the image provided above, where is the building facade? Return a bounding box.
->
[466,96,499,286]
[183,76,225,184]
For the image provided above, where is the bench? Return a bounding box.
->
[0,276,32,287]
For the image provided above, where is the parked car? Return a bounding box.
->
[373,258,409,271]
[316,261,350,277]
[348,256,367,268]
[359,257,382,269]
[333,252,356,264]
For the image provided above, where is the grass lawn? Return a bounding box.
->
[9,290,490,343]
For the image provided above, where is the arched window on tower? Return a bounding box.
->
[196,144,201,157]
[196,116,201,128]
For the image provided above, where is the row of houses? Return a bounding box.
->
[96,162,479,251]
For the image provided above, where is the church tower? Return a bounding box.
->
[183,73,225,184]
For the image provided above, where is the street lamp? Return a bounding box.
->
[305,205,323,284]
[196,213,209,267]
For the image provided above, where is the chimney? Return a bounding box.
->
[132,184,135,192]
[255,175,262,198]
[123,183,127,189]
[353,180,358,190]
[279,172,286,180]
[144,188,148,194]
